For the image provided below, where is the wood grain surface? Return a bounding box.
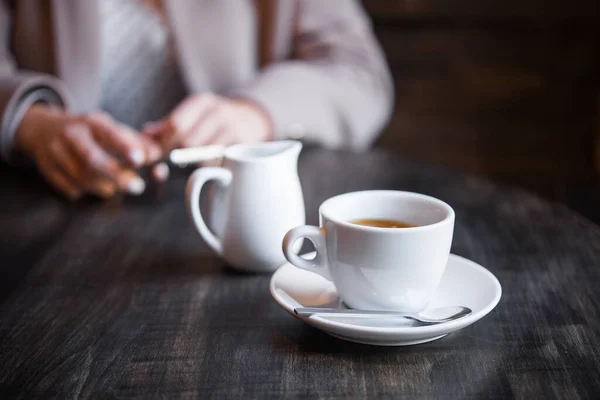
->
[1,147,599,399]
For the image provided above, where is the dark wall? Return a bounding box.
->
[364,0,600,197]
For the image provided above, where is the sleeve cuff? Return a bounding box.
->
[1,78,70,165]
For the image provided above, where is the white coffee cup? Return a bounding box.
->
[282,190,455,312]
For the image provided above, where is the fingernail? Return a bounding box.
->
[129,149,145,166]
[153,162,170,182]
[127,177,146,195]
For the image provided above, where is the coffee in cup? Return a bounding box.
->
[350,218,417,228]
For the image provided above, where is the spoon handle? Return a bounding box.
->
[294,307,418,318]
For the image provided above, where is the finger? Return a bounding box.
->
[64,123,145,195]
[118,168,146,196]
[48,137,88,187]
[180,105,227,148]
[85,112,146,167]
[141,120,171,151]
[64,123,122,178]
[50,137,118,198]
[166,94,220,148]
[87,177,117,199]
[205,127,238,147]
[140,134,164,164]
[141,123,167,163]
[141,120,165,137]
[151,162,170,183]
[37,157,82,200]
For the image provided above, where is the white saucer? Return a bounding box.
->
[270,253,502,346]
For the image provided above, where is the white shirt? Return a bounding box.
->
[98,0,188,129]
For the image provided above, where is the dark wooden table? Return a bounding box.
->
[1,147,599,399]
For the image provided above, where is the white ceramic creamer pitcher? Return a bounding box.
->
[186,140,305,272]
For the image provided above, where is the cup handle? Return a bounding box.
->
[186,167,232,255]
[282,226,332,281]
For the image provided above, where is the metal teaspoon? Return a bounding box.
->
[294,306,472,325]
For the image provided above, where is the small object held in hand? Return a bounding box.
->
[169,145,226,166]
[293,306,472,325]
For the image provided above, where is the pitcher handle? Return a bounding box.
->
[186,167,232,255]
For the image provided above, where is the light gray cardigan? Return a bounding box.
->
[0,0,394,162]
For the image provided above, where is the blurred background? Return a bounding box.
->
[362,0,600,223]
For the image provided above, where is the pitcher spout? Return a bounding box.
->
[224,140,302,164]
[280,140,302,160]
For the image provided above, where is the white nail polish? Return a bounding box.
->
[130,150,145,166]
[154,163,170,181]
[127,178,146,195]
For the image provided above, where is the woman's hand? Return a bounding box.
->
[142,93,272,151]
[15,105,165,200]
